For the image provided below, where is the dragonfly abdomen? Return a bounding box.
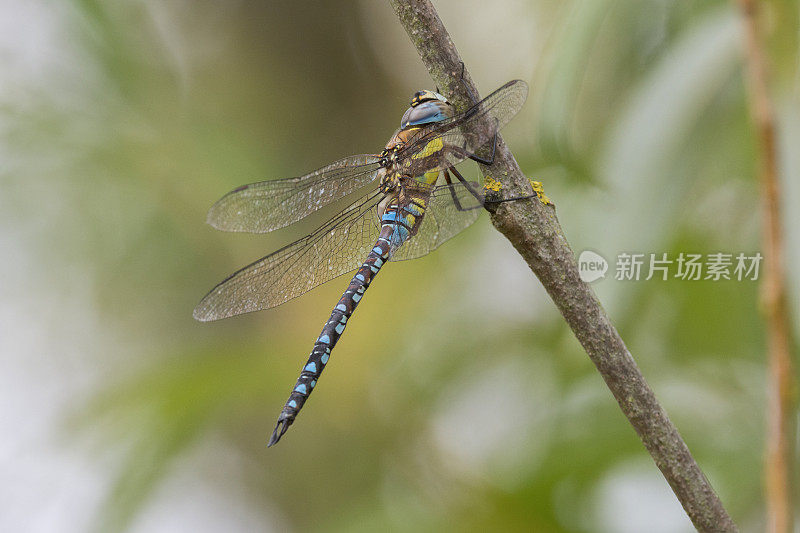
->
[268,222,397,446]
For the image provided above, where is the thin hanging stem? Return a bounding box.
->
[737,1,797,532]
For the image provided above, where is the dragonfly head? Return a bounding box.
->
[401,90,453,129]
[410,89,448,107]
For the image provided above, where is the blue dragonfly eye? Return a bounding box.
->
[400,100,452,129]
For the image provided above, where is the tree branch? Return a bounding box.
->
[389,1,738,530]
[736,1,797,532]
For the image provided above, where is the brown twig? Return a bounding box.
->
[737,1,797,532]
[389,0,738,530]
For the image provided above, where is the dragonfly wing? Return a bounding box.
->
[393,181,483,261]
[207,154,381,233]
[399,80,528,176]
[195,190,384,321]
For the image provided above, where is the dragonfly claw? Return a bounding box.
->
[268,418,292,447]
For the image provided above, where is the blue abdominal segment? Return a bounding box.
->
[381,211,410,248]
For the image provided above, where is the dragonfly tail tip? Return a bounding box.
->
[267,419,291,447]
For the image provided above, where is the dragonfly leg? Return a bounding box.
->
[485,192,538,205]
[484,178,551,205]
[444,150,537,206]
[445,167,484,210]
[467,126,497,166]
[442,170,466,211]
[445,116,499,167]
[450,163,539,206]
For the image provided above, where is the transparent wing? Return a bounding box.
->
[195,190,384,321]
[393,181,483,261]
[206,154,381,233]
[398,80,528,176]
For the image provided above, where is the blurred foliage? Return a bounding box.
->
[2,0,799,532]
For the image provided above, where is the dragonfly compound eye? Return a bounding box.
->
[401,99,454,129]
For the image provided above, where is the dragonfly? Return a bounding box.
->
[194,79,529,446]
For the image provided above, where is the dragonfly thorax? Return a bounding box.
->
[378,147,400,168]
[379,127,418,168]
[376,166,402,194]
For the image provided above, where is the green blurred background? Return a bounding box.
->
[2,1,798,531]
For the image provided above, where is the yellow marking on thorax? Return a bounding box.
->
[418,169,439,185]
[411,137,443,160]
